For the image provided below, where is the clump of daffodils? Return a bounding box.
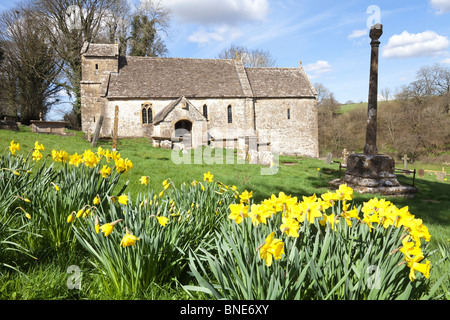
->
[229,184,432,282]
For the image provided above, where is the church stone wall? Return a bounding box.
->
[254,98,318,158]
[101,98,253,145]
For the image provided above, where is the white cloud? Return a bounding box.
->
[303,60,332,79]
[348,29,368,39]
[442,58,450,64]
[164,0,269,25]
[188,26,242,45]
[430,0,450,14]
[382,30,450,59]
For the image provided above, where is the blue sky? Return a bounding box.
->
[1,0,450,108]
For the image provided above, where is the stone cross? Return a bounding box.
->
[402,154,410,170]
[364,24,383,156]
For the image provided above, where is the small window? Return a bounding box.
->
[287,108,291,120]
[142,108,148,124]
[203,104,208,120]
[227,105,232,124]
[142,103,153,124]
[148,108,153,123]
[95,64,99,70]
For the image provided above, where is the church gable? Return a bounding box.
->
[153,96,206,125]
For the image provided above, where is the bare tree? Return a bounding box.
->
[30,0,130,126]
[0,5,62,124]
[217,44,276,68]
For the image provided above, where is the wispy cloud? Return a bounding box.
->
[164,0,269,25]
[304,60,332,79]
[187,25,242,45]
[348,29,368,39]
[430,0,450,14]
[382,30,449,59]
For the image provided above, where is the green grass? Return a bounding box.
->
[1,125,449,299]
[337,101,392,114]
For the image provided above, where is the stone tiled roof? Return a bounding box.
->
[104,56,316,99]
[81,43,119,57]
[106,57,245,99]
[245,68,316,98]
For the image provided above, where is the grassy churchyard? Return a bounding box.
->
[0,125,449,300]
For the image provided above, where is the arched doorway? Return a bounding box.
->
[174,120,192,148]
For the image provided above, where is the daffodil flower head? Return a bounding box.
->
[9,140,20,155]
[120,228,140,247]
[203,171,214,183]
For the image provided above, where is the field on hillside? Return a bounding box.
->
[1,125,449,300]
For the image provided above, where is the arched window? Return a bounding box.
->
[227,105,232,124]
[203,104,208,120]
[287,108,291,120]
[142,107,148,124]
[142,103,153,124]
[148,107,153,123]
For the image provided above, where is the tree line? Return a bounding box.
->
[317,63,450,163]
[0,0,171,126]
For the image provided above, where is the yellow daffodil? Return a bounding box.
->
[405,252,431,281]
[100,165,111,178]
[95,216,100,234]
[228,203,249,224]
[321,190,339,206]
[140,176,150,186]
[100,219,122,236]
[117,194,129,205]
[82,149,100,168]
[203,171,214,183]
[52,183,60,191]
[9,140,20,155]
[156,216,169,227]
[259,232,285,267]
[69,153,83,167]
[93,196,100,205]
[298,200,322,224]
[32,150,43,162]
[248,204,270,226]
[280,216,300,237]
[319,213,339,231]
[239,190,253,204]
[336,184,353,201]
[341,202,360,227]
[120,229,140,247]
[34,141,44,151]
[67,213,75,223]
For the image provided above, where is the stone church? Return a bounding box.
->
[80,42,319,157]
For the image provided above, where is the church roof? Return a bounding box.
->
[81,43,119,58]
[103,55,316,99]
[245,68,316,98]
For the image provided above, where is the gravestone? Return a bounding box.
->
[418,169,424,178]
[325,153,333,164]
[342,149,349,165]
[436,172,445,181]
